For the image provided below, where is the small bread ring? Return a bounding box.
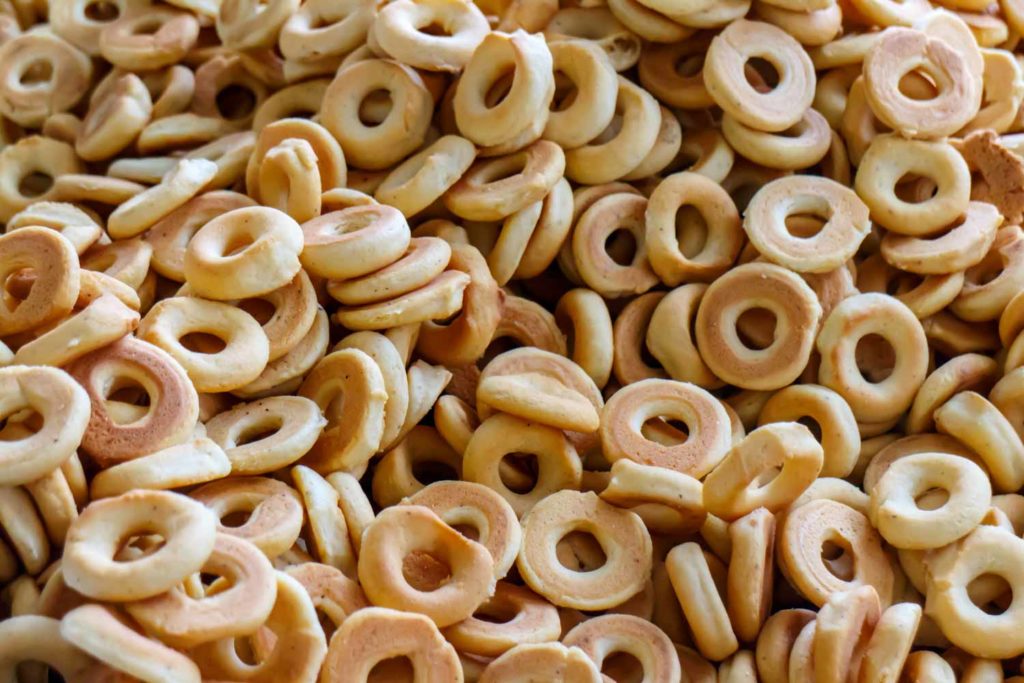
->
[518,490,651,611]
[646,171,743,285]
[777,498,894,608]
[464,413,581,517]
[358,505,495,626]
[573,192,659,298]
[138,296,270,393]
[100,4,199,69]
[62,490,216,602]
[88,436,231,500]
[703,422,824,521]
[454,30,554,148]
[0,33,93,128]
[743,175,871,274]
[407,480,522,580]
[206,396,326,475]
[703,19,815,132]
[321,58,432,170]
[444,580,560,656]
[67,336,199,467]
[321,607,462,682]
[297,348,387,475]
[696,262,823,391]
[301,204,411,281]
[0,136,83,224]
[816,293,928,423]
[563,613,681,680]
[327,238,450,306]
[444,140,565,222]
[375,0,489,72]
[863,27,981,139]
[600,378,732,477]
[146,191,257,283]
[184,206,304,300]
[191,476,304,559]
[125,533,276,648]
[375,135,477,217]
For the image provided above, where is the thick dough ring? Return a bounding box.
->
[743,175,870,274]
[778,498,894,608]
[321,607,462,682]
[600,378,732,478]
[0,226,80,336]
[0,366,90,487]
[695,262,822,391]
[406,480,523,579]
[138,295,270,393]
[67,336,200,467]
[62,489,216,601]
[357,505,495,627]
[703,19,815,132]
[517,490,652,611]
[125,533,277,648]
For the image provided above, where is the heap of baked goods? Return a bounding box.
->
[2,0,1024,679]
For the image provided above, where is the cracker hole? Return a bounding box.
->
[179,332,228,354]
[641,417,688,446]
[605,229,637,266]
[855,333,895,383]
[485,71,514,108]
[222,231,255,257]
[220,509,253,528]
[602,652,644,683]
[131,18,163,35]
[785,214,827,239]
[358,89,393,126]
[915,488,950,510]
[18,172,52,198]
[736,308,777,351]
[820,539,854,581]
[898,70,938,101]
[402,550,451,591]
[472,597,517,624]
[894,174,937,204]
[796,416,823,441]
[84,0,120,21]
[368,656,415,683]
[968,573,1012,615]
[744,57,779,92]
[411,459,459,486]
[499,452,538,494]
[417,21,450,36]
[556,530,607,572]
[238,297,276,324]
[235,419,283,446]
[216,84,257,121]
[0,409,41,441]
[676,205,708,258]
[551,72,578,112]
[19,60,52,86]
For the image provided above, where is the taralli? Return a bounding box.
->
[4,0,1024,679]
[0,365,90,487]
[695,262,823,391]
[190,476,304,559]
[62,489,216,601]
[357,505,495,626]
[67,335,200,466]
[184,206,304,300]
[321,607,462,682]
[517,490,652,610]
